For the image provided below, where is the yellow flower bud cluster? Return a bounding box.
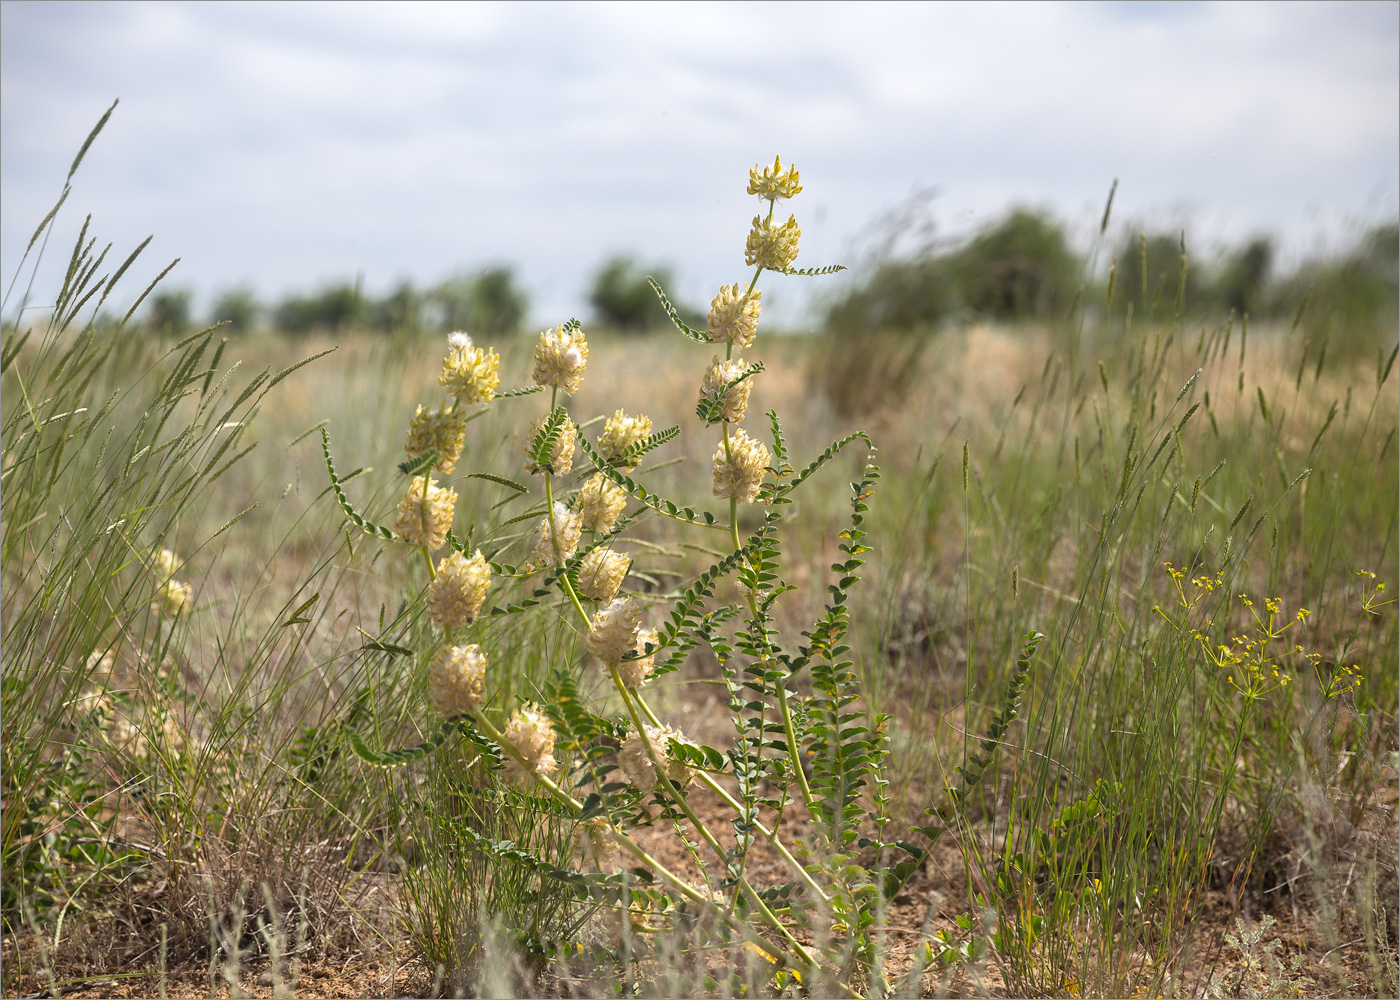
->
[427,549,492,627]
[394,476,457,550]
[578,548,631,603]
[598,409,653,469]
[404,402,468,475]
[428,643,488,717]
[699,356,752,424]
[745,214,801,272]
[619,724,694,797]
[747,155,803,201]
[534,501,583,567]
[577,473,627,534]
[712,428,771,503]
[706,283,762,349]
[503,702,557,782]
[524,416,577,475]
[439,332,501,405]
[532,324,589,394]
[150,548,193,617]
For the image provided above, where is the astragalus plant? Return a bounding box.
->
[328,157,1042,995]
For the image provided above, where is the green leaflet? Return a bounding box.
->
[778,263,847,276]
[577,434,727,530]
[647,276,708,342]
[695,362,765,425]
[321,427,396,541]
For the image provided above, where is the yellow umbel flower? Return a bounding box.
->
[618,627,658,689]
[427,643,487,717]
[503,702,557,782]
[534,501,583,567]
[619,724,694,797]
[587,596,643,668]
[426,549,492,627]
[404,402,468,474]
[745,214,801,271]
[578,547,631,603]
[393,476,457,550]
[747,155,802,201]
[532,324,589,394]
[598,409,653,469]
[152,578,193,617]
[523,415,577,475]
[706,283,762,349]
[577,473,628,534]
[712,428,771,503]
[439,332,500,405]
[699,356,752,423]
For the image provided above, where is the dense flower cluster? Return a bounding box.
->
[706,283,762,349]
[747,155,803,201]
[153,578,193,617]
[426,549,492,627]
[619,724,694,797]
[503,703,557,782]
[586,596,643,668]
[578,548,630,603]
[532,324,589,394]
[404,402,468,475]
[577,473,627,534]
[393,476,457,550]
[712,428,771,503]
[617,627,657,689]
[598,409,653,469]
[427,643,488,717]
[524,415,577,475]
[534,501,582,567]
[439,332,501,405]
[744,214,801,272]
[699,356,752,424]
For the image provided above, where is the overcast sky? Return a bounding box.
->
[2,0,1396,329]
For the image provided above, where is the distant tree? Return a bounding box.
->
[147,289,192,334]
[1213,237,1274,317]
[824,258,956,337]
[1270,221,1399,358]
[945,209,1081,321]
[435,268,528,336]
[274,283,362,334]
[1112,229,1203,318]
[371,281,423,333]
[589,256,676,332]
[209,288,260,334]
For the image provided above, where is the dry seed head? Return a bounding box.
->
[427,643,488,717]
[712,428,771,503]
[426,549,492,627]
[747,155,803,201]
[577,547,631,603]
[393,476,457,550]
[744,214,801,271]
[617,627,658,689]
[619,724,694,797]
[598,409,653,469]
[586,596,643,668]
[706,283,762,349]
[523,416,577,475]
[439,333,501,404]
[532,324,589,394]
[502,702,557,782]
[404,402,468,474]
[700,356,752,423]
[153,578,193,617]
[534,501,583,567]
[576,473,627,534]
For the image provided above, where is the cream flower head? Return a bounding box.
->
[577,547,631,603]
[502,703,557,783]
[699,356,752,424]
[619,724,694,797]
[712,428,771,503]
[404,402,468,475]
[705,283,762,349]
[534,501,583,567]
[745,214,801,272]
[532,324,589,394]
[586,596,643,668]
[439,333,501,405]
[597,409,653,470]
[393,476,457,550]
[523,415,577,476]
[152,548,184,580]
[617,627,657,690]
[427,643,488,717]
[579,818,619,869]
[576,473,627,534]
[747,155,803,201]
[152,578,193,617]
[427,549,492,627]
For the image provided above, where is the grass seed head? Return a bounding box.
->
[426,549,492,627]
[712,427,772,502]
[745,214,801,271]
[577,548,631,603]
[393,476,457,550]
[439,332,500,404]
[576,472,628,533]
[700,355,753,423]
[532,324,589,394]
[404,401,467,474]
[706,282,762,349]
[427,643,488,717]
